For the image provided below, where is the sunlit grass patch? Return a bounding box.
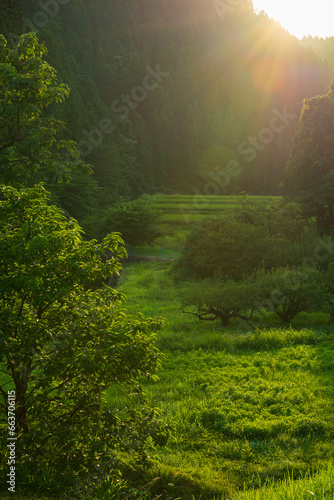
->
[155,202,239,211]
[143,341,334,495]
[232,462,334,499]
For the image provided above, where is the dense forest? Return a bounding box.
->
[0,0,333,233]
[302,35,334,68]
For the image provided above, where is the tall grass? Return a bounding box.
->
[233,463,334,499]
[115,261,334,500]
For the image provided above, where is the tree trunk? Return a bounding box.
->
[14,367,31,433]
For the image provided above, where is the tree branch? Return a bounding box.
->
[182,308,218,321]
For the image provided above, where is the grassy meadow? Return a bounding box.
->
[114,259,334,499]
[107,195,334,499]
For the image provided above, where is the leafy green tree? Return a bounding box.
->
[173,197,319,283]
[265,200,307,240]
[0,185,166,496]
[173,214,296,282]
[231,196,307,240]
[181,278,257,326]
[0,32,84,186]
[181,265,328,327]
[253,266,328,323]
[101,198,162,247]
[285,85,334,230]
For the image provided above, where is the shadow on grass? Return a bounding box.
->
[123,467,231,500]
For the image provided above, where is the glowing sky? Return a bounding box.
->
[251,0,334,39]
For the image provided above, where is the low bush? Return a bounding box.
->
[100,199,162,246]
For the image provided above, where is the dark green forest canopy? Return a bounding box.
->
[0,1,332,216]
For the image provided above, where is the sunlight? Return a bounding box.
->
[251,57,287,94]
[252,0,334,39]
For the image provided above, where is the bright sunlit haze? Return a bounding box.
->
[252,0,334,39]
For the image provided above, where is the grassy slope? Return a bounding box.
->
[115,261,334,499]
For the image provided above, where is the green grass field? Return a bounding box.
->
[114,261,334,499]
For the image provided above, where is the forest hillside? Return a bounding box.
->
[0,0,333,224]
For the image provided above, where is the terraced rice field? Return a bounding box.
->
[153,194,281,224]
[145,194,281,254]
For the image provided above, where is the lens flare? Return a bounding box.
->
[251,57,287,94]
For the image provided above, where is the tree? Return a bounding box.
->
[181,278,257,326]
[173,211,303,282]
[180,265,328,327]
[0,185,166,497]
[0,33,84,187]
[101,198,162,247]
[253,266,328,323]
[285,85,334,230]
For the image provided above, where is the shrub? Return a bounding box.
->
[101,198,162,246]
[180,265,328,327]
[173,217,279,281]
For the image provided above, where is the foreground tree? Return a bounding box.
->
[0,185,166,497]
